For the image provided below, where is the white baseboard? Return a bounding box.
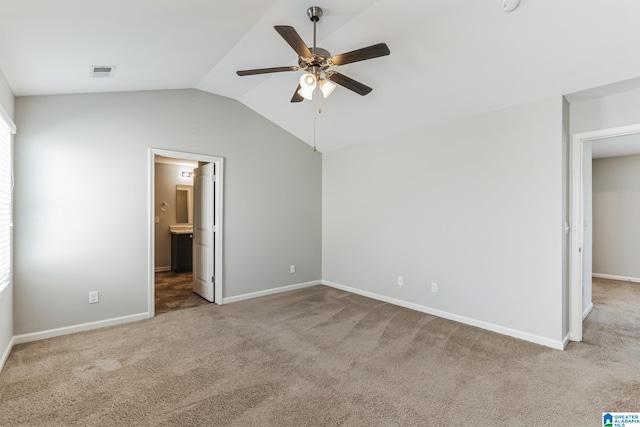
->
[0,336,15,373]
[13,312,149,345]
[222,280,322,304]
[583,302,594,320]
[592,273,640,283]
[561,333,570,350]
[322,280,566,351]
[155,266,171,272]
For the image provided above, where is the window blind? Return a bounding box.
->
[0,118,12,293]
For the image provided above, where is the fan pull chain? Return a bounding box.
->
[313,86,322,152]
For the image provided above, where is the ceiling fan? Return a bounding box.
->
[236,6,390,102]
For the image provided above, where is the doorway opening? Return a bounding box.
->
[148,148,224,318]
[569,123,640,341]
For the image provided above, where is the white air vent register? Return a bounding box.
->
[90,65,116,78]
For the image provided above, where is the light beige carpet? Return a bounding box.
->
[1,279,639,426]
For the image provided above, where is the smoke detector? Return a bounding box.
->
[501,0,520,12]
[90,65,117,78]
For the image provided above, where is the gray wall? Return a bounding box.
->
[0,68,14,368]
[0,70,13,120]
[154,162,194,269]
[592,154,640,279]
[323,96,566,345]
[13,89,322,335]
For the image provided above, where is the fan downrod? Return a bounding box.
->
[307,6,322,22]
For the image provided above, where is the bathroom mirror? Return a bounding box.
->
[176,185,193,224]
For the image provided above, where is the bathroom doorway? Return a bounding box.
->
[149,149,224,317]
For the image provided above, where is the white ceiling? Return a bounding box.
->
[2,0,640,152]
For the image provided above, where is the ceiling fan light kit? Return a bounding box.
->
[236,6,390,102]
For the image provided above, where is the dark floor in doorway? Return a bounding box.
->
[155,271,210,314]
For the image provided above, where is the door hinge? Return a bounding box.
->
[211,225,217,232]
[211,175,216,182]
[212,276,215,284]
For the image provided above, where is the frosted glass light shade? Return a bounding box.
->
[297,86,314,100]
[319,79,336,98]
[299,73,317,90]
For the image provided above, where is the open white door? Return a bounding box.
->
[193,163,215,302]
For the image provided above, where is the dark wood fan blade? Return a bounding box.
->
[236,66,299,76]
[274,26,313,59]
[326,72,372,96]
[291,84,304,103]
[329,43,390,66]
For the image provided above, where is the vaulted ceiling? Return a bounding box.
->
[1,0,640,152]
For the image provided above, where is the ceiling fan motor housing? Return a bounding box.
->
[298,47,331,69]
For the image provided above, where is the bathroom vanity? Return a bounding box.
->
[170,225,193,272]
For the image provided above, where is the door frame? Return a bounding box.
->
[148,148,224,317]
[569,123,640,341]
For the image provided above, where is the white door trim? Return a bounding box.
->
[569,123,640,341]
[148,148,224,317]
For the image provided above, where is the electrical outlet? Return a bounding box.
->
[397,276,403,286]
[89,291,99,304]
[431,282,438,293]
[290,265,296,274]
